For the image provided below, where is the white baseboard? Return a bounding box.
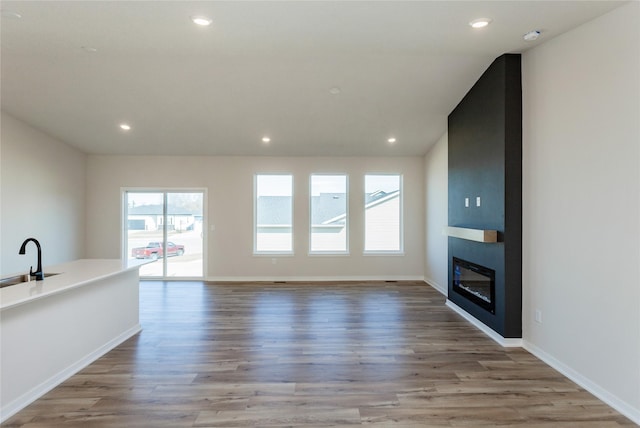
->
[424,277,447,296]
[445,300,523,348]
[523,340,640,425]
[1,324,142,423]
[204,275,425,282]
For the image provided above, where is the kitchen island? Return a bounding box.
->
[0,259,147,422]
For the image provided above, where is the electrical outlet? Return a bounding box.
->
[534,309,543,324]
[271,258,277,265]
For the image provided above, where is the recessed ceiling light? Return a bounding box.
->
[262,137,271,143]
[119,123,131,131]
[387,137,397,144]
[191,16,212,26]
[469,18,492,29]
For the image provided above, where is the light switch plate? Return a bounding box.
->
[476,196,481,207]
[465,198,469,207]
[535,309,542,324]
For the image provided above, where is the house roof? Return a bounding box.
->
[128,204,197,216]
[257,190,399,225]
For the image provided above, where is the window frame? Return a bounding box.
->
[363,173,404,255]
[121,187,207,279]
[308,173,349,255]
[253,173,295,255]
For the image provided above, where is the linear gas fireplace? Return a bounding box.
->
[452,257,495,314]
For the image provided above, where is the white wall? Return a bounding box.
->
[423,132,448,294]
[522,2,640,422]
[0,112,86,277]
[86,155,425,280]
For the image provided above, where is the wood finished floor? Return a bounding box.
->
[3,281,635,427]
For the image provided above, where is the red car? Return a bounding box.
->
[132,242,185,260]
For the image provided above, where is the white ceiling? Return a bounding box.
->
[0,1,624,156]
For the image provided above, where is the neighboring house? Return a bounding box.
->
[311,193,348,252]
[364,191,400,251]
[256,191,399,251]
[127,204,201,232]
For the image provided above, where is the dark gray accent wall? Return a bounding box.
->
[447,54,522,338]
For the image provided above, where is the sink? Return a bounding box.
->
[0,273,60,289]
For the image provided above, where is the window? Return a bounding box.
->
[255,174,293,253]
[310,174,348,253]
[124,190,204,278]
[364,174,402,252]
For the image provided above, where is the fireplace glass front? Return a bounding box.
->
[452,257,495,314]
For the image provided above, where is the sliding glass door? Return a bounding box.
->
[124,190,204,279]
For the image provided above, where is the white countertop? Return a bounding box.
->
[0,259,148,311]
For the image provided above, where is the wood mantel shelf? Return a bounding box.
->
[445,226,498,243]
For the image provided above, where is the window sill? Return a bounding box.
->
[363,251,405,256]
[308,252,350,256]
[253,252,294,257]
